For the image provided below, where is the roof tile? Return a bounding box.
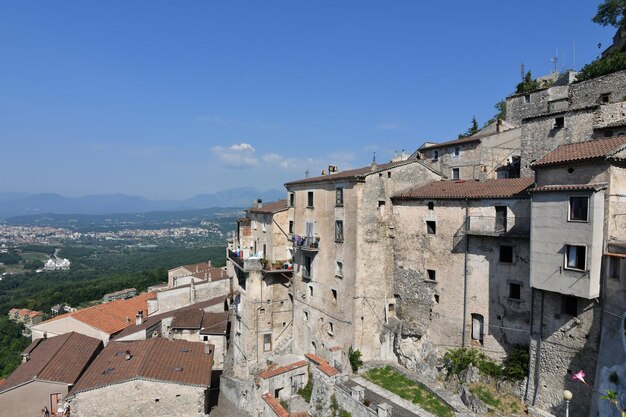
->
[394,178,534,200]
[258,360,308,379]
[247,199,289,214]
[533,136,626,167]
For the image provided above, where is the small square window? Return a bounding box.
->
[335,220,344,242]
[434,294,440,304]
[336,188,344,206]
[307,191,314,208]
[508,283,521,300]
[452,168,460,179]
[426,221,436,235]
[454,147,460,157]
[433,150,439,160]
[601,93,611,104]
[289,220,294,234]
[500,245,513,263]
[331,289,337,301]
[387,172,391,178]
[263,334,272,352]
[554,117,564,129]
[427,269,436,281]
[428,202,434,210]
[562,295,578,316]
[569,197,589,221]
[524,94,531,104]
[565,245,586,271]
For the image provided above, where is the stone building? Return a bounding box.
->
[417,119,522,181]
[67,338,214,417]
[526,136,626,417]
[284,158,443,365]
[391,178,534,365]
[0,332,103,417]
[167,261,228,288]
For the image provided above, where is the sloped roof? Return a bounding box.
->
[199,312,229,335]
[532,136,626,167]
[1,332,102,392]
[394,178,534,200]
[285,158,437,187]
[37,292,156,336]
[258,360,308,379]
[69,338,212,395]
[304,353,340,377]
[246,199,289,214]
[530,183,608,193]
[171,308,203,330]
[420,135,482,151]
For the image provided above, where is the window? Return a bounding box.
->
[569,197,589,221]
[336,188,344,206]
[524,94,531,104]
[428,201,434,210]
[434,294,440,303]
[331,289,337,301]
[307,191,314,207]
[565,245,586,271]
[335,220,344,242]
[336,261,343,277]
[263,334,272,351]
[309,285,313,297]
[378,200,385,215]
[289,192,295,207]
[554,117,564,129]
[387,172,391,178]
[608,256,621,280]
[601,93,611,104]
[452,168,460,179]
[454,147,460,157]
[328,322,334,335]
[562,295,578,316]
[500,245,513,263]
[604,130,614,138]
[304,311,309,321]
[471,314,484,343]
[433,150,439,160]
[427,269,436,281]
[303,255,312,279]
[508,282,521,300]
[289,220,294,234]
[426,221,436,235]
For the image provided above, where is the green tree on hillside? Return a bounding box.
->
[593,0,626,28]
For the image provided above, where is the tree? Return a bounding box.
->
[593,0,626,28]
[458,116,479,139]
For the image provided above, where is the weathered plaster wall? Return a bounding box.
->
[150,280,229,315]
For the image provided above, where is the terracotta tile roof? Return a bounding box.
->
[304,353,340,377]
[258,360,308,379]
[530,183,608,193]
[1,332,102,393]
[199,312,229,335]
[247,199,289,214]
[394,178,534,200]
[27,311,42,318]
[113,296,227,340]
[171,308,204,330]
[262,393,289,417]
[532,136,626,167]
[285,158,436,187]
[38,292,156,336]
[190,268,228,282]
[181,262,212,273]
[70,338,213,396]
[420,135,482,151]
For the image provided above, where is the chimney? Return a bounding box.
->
[207,260,212,267]
[328,165,338,174]
[135,311,143,326]
[401,149,407,160]
[256,199,263,208]
[370,152,378,171]
[21,353,30,363]
[321,169,326,176]
[125,350,132,360]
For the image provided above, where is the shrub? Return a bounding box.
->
[577,52,626,81]
[297,373,313,403]
[503,345,529,381]
[445,346,529,381]
[349,347,362,373]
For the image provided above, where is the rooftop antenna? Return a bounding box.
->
[305,169,309,178]
[549,54,558,73]
[573,41,576,71]
[372,152,376,163]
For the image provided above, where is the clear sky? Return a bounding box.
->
[0,1,616,199]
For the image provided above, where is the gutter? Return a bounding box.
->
[461,198,469,347]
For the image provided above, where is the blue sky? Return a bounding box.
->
[0,1,616,199]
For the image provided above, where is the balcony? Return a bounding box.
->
[228,249,244,269]
[293,236,320,252]
[466,216,530,238]
[262,260,294,277]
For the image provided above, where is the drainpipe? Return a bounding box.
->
[524,288,535,402]
[532,290,545,406]
[462,198,469,347]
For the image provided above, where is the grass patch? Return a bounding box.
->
[469,384,500,408]
[364,366,454,417]
[468,383,527,415]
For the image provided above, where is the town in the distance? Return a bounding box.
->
[2,11,626,417]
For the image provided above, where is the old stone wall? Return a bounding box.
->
[309,366,338,417]
[150,279,229,315]
[506,86,570,126]
[527,289,601,417]
[219,375,256,415]
[334,382,378,417]
[70,379,206,417]
[570,70,626,107]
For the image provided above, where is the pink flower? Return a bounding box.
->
[572,370,587,384]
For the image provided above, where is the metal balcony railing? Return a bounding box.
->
[227,249,244,269]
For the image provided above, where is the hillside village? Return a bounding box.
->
[1,31,626,417]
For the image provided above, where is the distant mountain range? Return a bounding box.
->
[0,188,285,219]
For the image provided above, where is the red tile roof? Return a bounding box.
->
[285,159,437,187]
[171,308,204,330]
[1,332,102,393]
[247,199,289,214]
[394,178,534,200]
[530,183,608,193]
[70,338,213,396]
[532,136,626,167]
[262,393,289,417]
[258,360,308,379]
[420,135,482,151]
[304,353,340,377]
[199,312,229,335]
[38,292,156,335]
